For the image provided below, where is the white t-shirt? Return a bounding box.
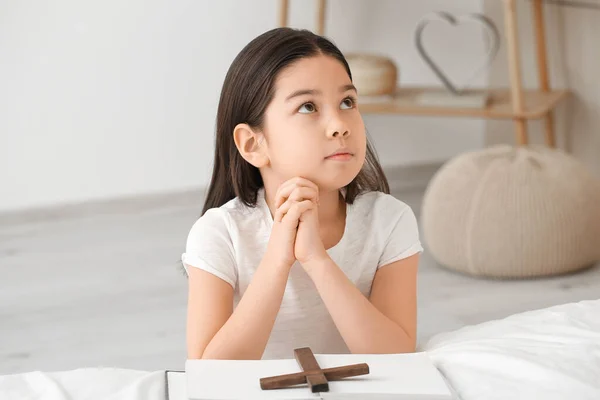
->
[181,188,423,359]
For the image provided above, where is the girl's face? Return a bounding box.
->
[261,55,367,192]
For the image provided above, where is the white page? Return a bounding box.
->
[186,358,320,400]
[166,371,187,400]
[319,353,452,398]
[186,352,453,400]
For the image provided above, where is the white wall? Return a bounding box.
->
[1,0,491,212]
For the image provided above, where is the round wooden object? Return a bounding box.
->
[346,54,398,96]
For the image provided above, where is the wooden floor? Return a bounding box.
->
[1,188,599,375]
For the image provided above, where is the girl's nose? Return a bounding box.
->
[326,116,350,139]
[330,129,349,138]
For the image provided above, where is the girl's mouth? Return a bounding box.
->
[325,152,353,161]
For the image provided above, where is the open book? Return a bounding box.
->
[185,352,454,399]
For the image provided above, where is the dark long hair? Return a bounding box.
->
[202,27,389,216]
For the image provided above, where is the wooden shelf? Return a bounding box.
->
[358,87,569,120]
[280,0,565,146]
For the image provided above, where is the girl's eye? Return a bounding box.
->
[340,96,356,109]
[298,102,317,114]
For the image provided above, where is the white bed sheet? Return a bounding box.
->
[0,367,166,400]
[424,299,600,400]
[2,299,599,400]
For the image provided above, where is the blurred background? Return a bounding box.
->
[1,0,599,375]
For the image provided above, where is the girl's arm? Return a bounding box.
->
[187,187,317,360]
[187,253,290,360]
[303,253,419,354]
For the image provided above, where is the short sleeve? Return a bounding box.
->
[181,208,237,288]
[377,198,423,269]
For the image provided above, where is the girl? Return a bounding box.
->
[182,27,422,360]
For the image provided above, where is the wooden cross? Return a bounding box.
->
[259,347,370,393]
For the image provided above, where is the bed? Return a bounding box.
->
[2,299,599,399]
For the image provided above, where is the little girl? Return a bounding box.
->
[182,27,423,360]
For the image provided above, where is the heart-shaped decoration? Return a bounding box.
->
[415,12,500,95]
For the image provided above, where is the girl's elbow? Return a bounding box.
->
[187,347,204,360]
[404,342,417,353]
[387,341,416,354]
[187,339,210,359]
[398,333,417,353]
[199,346,263,360]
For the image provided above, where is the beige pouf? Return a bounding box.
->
[421,145,600,278]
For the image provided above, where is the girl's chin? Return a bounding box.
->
[272,168,359,191]
[315,174,359,193]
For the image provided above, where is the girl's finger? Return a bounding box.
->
[275,194,317,223]
[274,197,295,222]
[288,177,319,192]
[275,178,319,208]
[276,177,318,199]
[280,200,315,225]
[288,186,318,205]
[275,186,318,215]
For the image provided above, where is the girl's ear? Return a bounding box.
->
[233,123,270,168]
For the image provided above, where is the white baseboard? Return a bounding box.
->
[0,189,206,227]
[0,162,442,226]
[385,162,442,193]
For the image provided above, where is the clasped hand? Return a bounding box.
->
[265,177,329,269]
